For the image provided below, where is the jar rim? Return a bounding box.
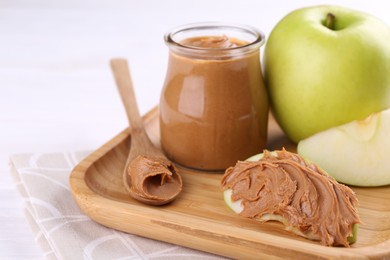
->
[164,22,265,53]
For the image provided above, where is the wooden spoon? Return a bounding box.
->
[110,58,182,205]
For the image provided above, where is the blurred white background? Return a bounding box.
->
[1,0,389,258]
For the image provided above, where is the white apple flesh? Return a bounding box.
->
[298,108,390,187]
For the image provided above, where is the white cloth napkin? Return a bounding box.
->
[9,151,224,260]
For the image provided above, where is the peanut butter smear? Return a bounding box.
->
[128,155,182,204]
[221,149,361,247]
[180,35,247,49]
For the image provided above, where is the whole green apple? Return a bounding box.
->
[264,5,390,143]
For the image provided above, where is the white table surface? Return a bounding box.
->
[1,1,389,258]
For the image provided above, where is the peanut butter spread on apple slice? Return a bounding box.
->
[221,149,361,247]
[128,155,182,203]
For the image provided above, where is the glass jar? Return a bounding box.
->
[159,22,268,171]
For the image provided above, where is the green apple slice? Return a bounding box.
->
[298,108,390,187]
[246,151,276,161]
[223,151,358,245]
[223,188,358,244]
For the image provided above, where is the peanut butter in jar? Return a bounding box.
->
[160,23,268,171]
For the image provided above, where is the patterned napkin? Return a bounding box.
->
[9,152,224,260]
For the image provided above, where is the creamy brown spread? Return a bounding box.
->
[128,155,182,204]
[160,35,268,170]
[221,149,361,247]
[180,35,247,49]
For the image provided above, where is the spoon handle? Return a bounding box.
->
[110,58,143,131]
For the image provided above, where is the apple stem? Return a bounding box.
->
[325,13,336,30]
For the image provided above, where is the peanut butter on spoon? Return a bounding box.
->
[128,155,181,203]
[110,58,182,205]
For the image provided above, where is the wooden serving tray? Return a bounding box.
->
[70,107,390,259]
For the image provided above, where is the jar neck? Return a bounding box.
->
[164,22,265,60]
